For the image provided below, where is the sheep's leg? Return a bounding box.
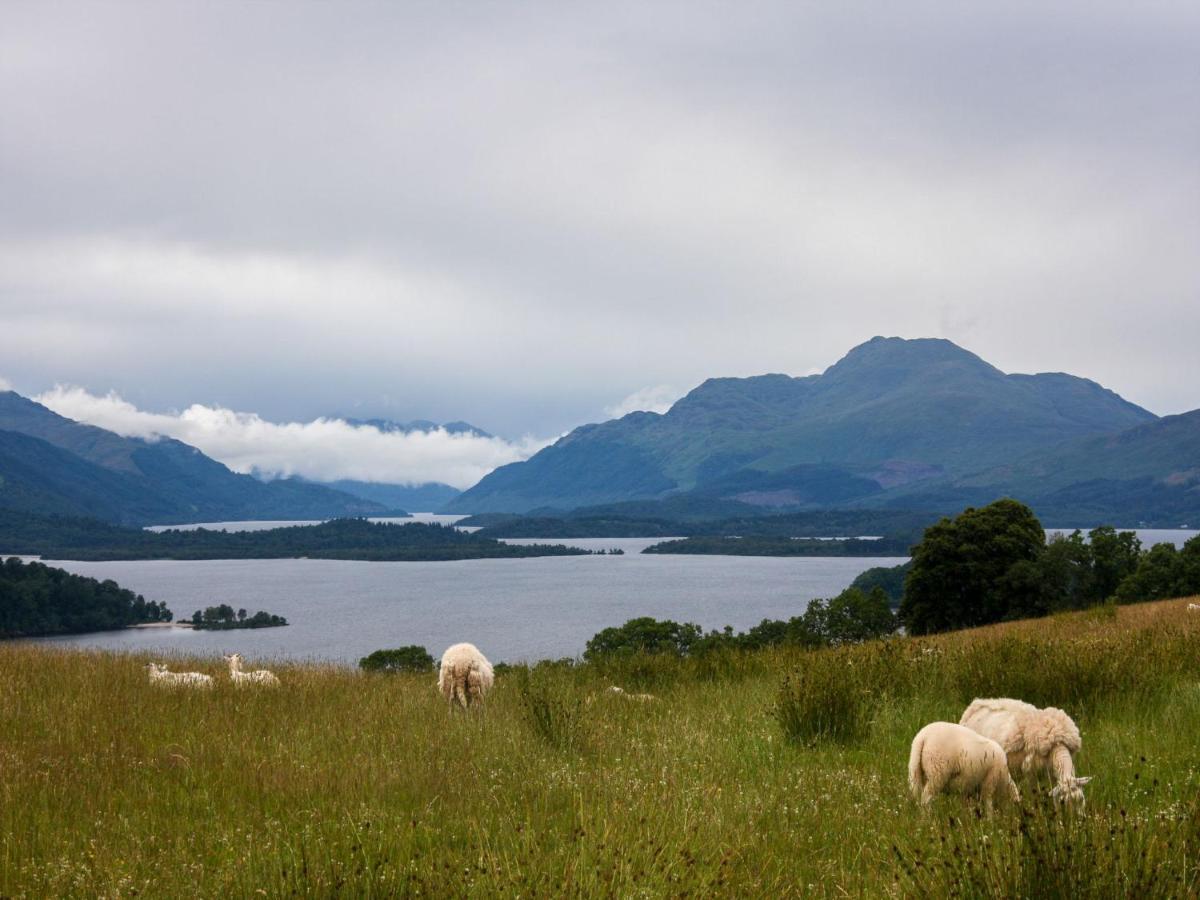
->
[920,782,940,810]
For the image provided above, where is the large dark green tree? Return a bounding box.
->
[899,498,1046,635]
[1088,526,1143,600]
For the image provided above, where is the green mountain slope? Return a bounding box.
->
[0,429,185,522]
[944,409,1200,525]
[447,337,1157,513]
[0,392,386,524]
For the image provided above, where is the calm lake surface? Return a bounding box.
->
[29,551,903,665]
[22,520,1196,665]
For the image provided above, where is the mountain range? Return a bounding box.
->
[0,392,388,525]
[446,337,1200,524]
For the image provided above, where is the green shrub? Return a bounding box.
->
[358,646,435,674]
[584,617,703,659]
[803,586,897,644]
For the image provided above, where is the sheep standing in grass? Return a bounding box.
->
[437,643,493,708]
[145,662,214,689]
[908,721,1020,814]
[960,698,1090,808]
[224,653,280,687]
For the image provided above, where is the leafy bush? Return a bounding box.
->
[1116,536,1200,603]
[802,586,897,644]
[584,617,703,659]
[359,646,435,674]
[584,588,897,667]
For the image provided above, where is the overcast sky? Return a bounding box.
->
[1,2,1197,484]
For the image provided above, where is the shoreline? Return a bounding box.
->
[128,622,194,630]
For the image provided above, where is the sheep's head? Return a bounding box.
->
[1050,776,1092,809]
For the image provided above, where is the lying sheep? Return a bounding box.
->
[224,653,280,687]
[960,698,1090,808]
[145,662,214,689]
[607,685,656,701]
[908,721,1020,814]
[437,643,494,709]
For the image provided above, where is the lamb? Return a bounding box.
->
[908,721,1020,814]
[145,662,214,689]
[437,643,494,708]
[959,697,1091,808]
[224,653,280,686]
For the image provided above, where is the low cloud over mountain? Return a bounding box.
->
[34,386,550,490]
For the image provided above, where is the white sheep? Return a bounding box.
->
[224,653,280,687]
[437,643,494,708]
[607,685,656,701]
[959,697,1091,808]
[1187,603,1200,612]
[145,662,214,689]
[908,721,1020,814]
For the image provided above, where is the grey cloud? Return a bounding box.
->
[1,0,1196,438]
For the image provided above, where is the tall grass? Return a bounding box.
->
[1,597,1199,897]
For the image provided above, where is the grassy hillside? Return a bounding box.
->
[3,599,1200,896]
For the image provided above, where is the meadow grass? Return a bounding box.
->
[2,598,1200,897]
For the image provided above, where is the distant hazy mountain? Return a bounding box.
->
[0,391,386,525]
[340,417,492,439]
[316,479,461,512]
[446,337,1163,516]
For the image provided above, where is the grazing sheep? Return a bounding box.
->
[145,662,214,689]
[960,698,1091,808]
[1188,603,1200,612]
[224,653,280,687]
[438,643,494,708]
[908,721,1020,814]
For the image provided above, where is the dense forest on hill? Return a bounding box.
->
[0,511,589,561]
[0,556,172,637]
